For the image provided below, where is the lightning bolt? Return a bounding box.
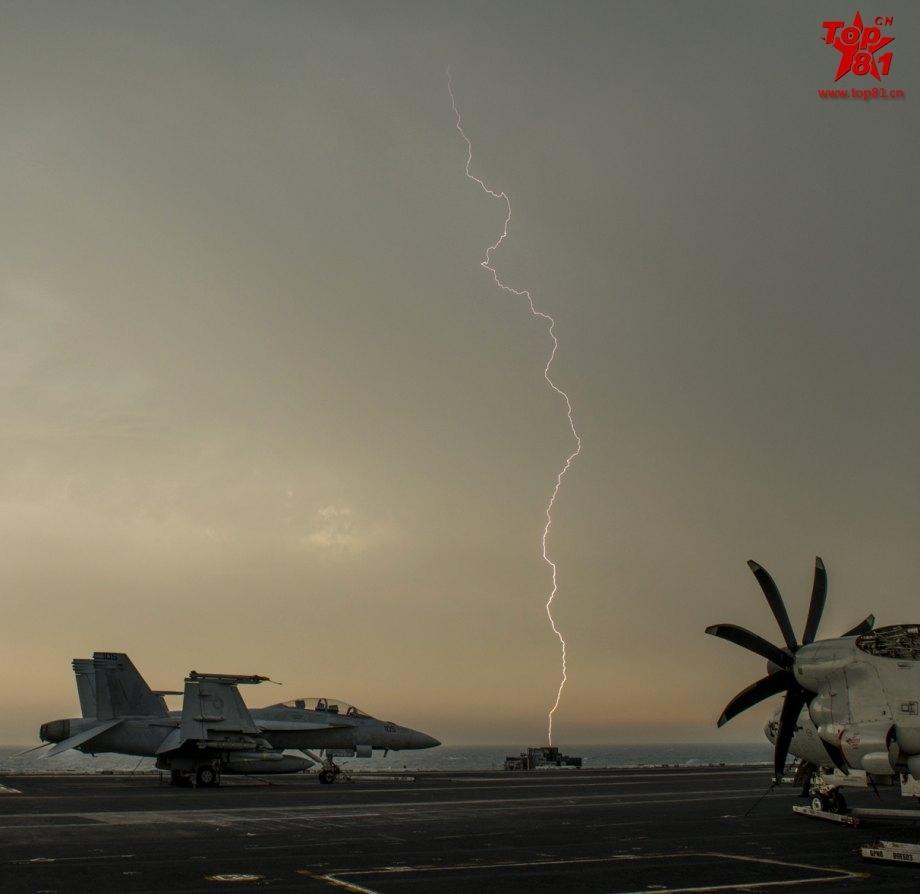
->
[448,71,581,746]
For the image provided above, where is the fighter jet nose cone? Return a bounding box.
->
[398,728,441,749]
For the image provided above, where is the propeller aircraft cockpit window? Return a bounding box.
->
[856,625,920,661]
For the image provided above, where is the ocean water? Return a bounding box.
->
[0,742,771,775]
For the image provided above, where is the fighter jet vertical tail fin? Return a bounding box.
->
[72,659,97,718]
[92,653,168,719]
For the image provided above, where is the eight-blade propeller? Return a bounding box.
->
[706,557,873,783]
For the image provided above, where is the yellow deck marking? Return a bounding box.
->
[298,870,380,893]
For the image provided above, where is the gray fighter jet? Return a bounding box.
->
[33,653,439,786]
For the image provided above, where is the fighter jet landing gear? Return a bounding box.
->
[306,750,350,784]
[196,764,221,788]
[169,770,191,787]
[166,761,221,788]
[317,766,339,784]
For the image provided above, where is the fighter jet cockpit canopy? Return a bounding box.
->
[272,697,372,718]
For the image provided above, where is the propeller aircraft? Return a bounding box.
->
[707,558,920,813]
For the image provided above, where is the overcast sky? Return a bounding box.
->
[1,2,918,746]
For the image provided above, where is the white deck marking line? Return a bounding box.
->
[271,776,771,797]
[295,775,763,798]
[369,777,770,794]
[16,854,136,864]
[471,793,765,817]
[0,776,763,801]
[0,784,21,794]
[0,768,768,786]
[0,788,768,825]
[614,851,868,893]
[1,823,102,830]
[0,769,771,799]
[325,850,865,893]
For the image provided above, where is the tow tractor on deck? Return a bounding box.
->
[504,746,582,771]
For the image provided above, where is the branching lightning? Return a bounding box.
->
[447,71,581,746]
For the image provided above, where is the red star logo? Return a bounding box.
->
[827,11,895,82]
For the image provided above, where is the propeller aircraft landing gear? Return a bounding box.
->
[810,788,847,815]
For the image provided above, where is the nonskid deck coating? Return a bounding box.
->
[0,766,915,892]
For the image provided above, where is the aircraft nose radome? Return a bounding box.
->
[410,731,440,749]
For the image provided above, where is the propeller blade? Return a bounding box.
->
[705,623,793,669]
[802,557,827,645]
[773,686,806,783]
[843,614,875,637]
[717,671,793,727]
[747,560,798,651]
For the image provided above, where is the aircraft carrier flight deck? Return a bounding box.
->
[3,765,920,892]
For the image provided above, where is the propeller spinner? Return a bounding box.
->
[706,557,873,783]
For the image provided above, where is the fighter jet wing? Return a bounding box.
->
[42,718,124,758]
[170,672,270,753]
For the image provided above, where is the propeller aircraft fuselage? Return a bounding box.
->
[765,625,920,779]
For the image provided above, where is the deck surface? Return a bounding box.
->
[2,765,918,892]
